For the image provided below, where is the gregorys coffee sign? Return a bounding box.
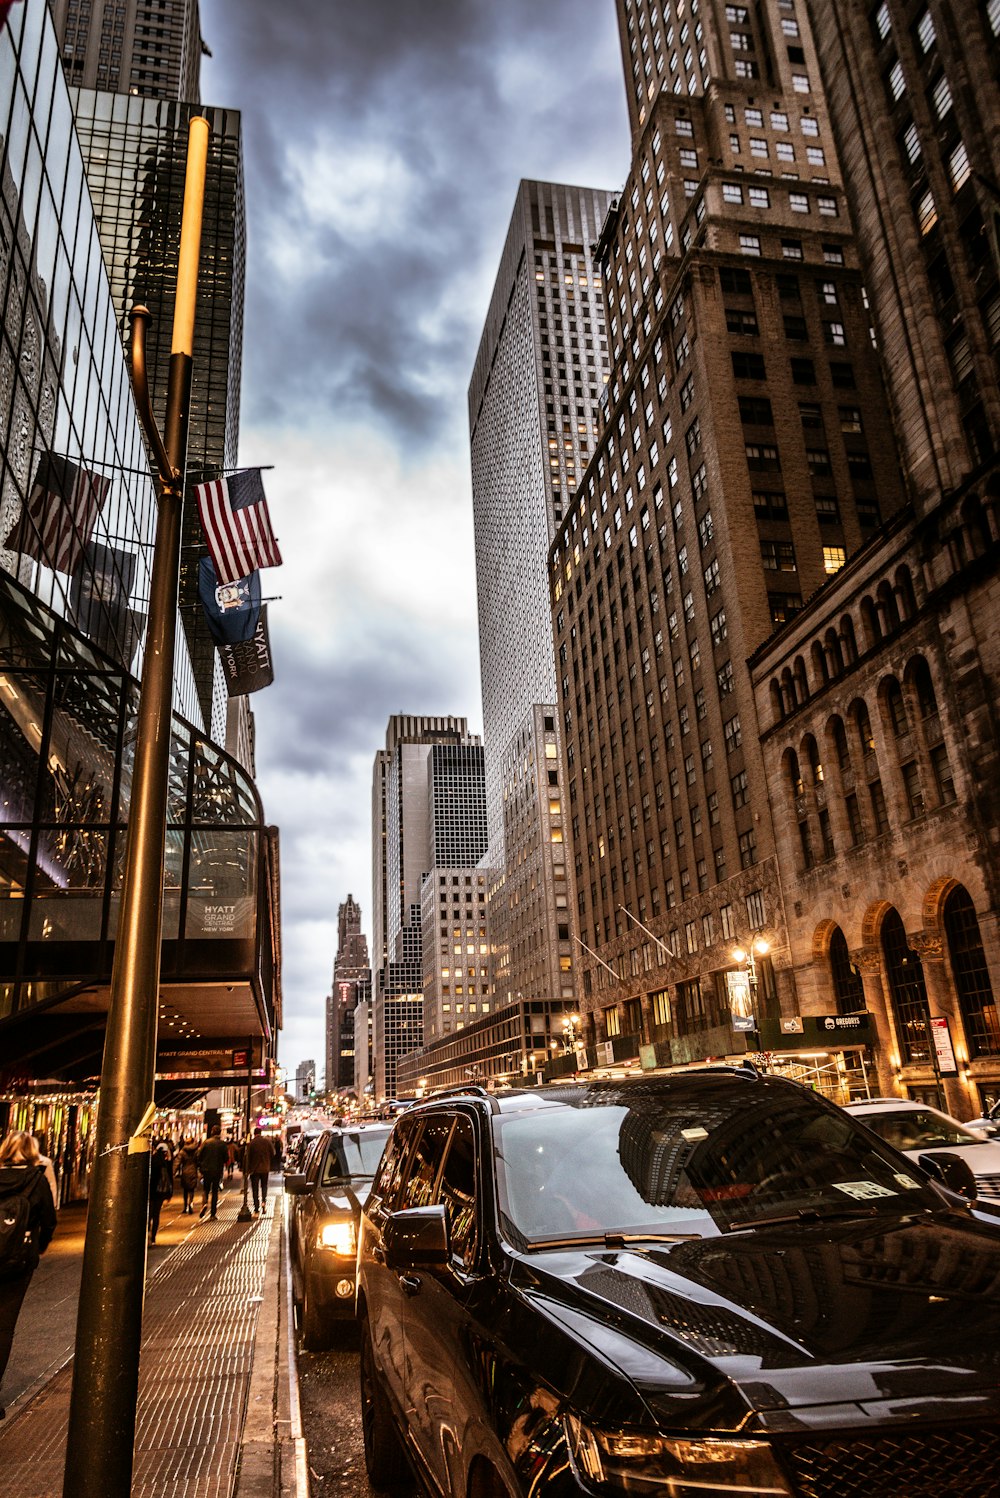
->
[760,1012,874,1050]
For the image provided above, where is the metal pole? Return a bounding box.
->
[63,117,210,1498]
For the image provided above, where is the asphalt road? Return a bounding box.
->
[297,1324,380,1498]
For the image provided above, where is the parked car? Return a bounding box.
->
[356,1072,1000,1497]
[284,1122,391,1349]
[845,1097,1000,1200]
[967,1098,1000,1139]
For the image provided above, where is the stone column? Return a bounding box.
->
[909,930,976,1120]
[852,945,898,1097]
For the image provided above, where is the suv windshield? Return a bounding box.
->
[322,1128,390,1185]
[492,1079,940,1245]
[856,1107,988,1151]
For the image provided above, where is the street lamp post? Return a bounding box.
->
[561,1013,580,1053]
[731,936,771,1039]
[62,117,210,1498]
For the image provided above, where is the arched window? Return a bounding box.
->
[811,640,829,685]
[861,596,880,648]
[853,699,875,755]
[881,908,930,1065]
[793,655,809,703]
[907,657,938,720]
[824,626,844,676]
[883,678,908,738]
[785,748,804,799]
[840,614,858,665]
[803,734,823,785]
[830,716,850,773]
[945,886,1000,1058]
[769,679,783,723]
[830,927,864,1014]
[877,580,900,632]
[895,567,917,620]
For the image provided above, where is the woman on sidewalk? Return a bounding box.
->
[176,1137,200,1214]
[0,1131,57,1419]
[147,1141,174,1245]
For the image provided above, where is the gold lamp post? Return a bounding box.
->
[63,116,210,1498]
[731,936,771,1036]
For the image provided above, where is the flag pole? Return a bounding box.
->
[63,116,210,1498]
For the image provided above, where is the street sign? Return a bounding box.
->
[732,1016,756,1033]
[780,1016,804,1034]
[930,1015,958,1076]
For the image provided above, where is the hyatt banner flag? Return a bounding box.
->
[219,605,274,697]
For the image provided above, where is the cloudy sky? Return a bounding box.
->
[200,0,631,1077]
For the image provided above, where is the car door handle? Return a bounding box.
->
[399,1274,422,1297]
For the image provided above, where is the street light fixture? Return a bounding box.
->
[561,1013,581,1052]
[731,937,770,1035]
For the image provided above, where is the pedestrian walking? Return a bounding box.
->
[147,1141,173,1245]
[244,1128,273,1214]
[0,1131,57,1419]
[197,1125,228,1220]
[225,1137,237,1182]
[176,1137,199,1213]
[271,1135,284,1174]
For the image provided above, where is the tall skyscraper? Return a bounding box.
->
[49,0,204,102]
[326,893,370,1093]
[550,0,905,1056]
[470,180,614,1008]
[370,716,487,1097]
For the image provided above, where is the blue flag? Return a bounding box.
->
[198,556,261,646]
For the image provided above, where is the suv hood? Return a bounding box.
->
[516,1210,1000,1430]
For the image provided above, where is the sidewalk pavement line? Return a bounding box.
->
[278,1197,310,1498]
[234,1193,308,1498]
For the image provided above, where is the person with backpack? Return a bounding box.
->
[176,1137,200,1214]
[147,1141,173,1245]
[0,1131,57,1418]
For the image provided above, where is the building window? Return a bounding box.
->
[739,234,761,256]
[604,1005,622,1037]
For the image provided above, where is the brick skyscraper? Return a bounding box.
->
[550,0,906,1058]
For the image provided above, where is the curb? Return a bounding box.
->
[233,1195,310,1498]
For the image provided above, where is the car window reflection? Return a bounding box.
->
[492,1082,939,1245]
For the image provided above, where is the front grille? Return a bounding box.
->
[975,1172,1000,1201]
[783,1425,1000,1498]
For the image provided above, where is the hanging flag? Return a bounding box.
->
[198,556,261,646]
[71,539,138,665]
[218,605,274,696]
[4,455,111,575]
[193,468,281,585]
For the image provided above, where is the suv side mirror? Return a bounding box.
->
[384,1205,450,1270]
[918,1151,977,1200]
[284,1173,309,1195]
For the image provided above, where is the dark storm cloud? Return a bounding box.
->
[202,0,628,445]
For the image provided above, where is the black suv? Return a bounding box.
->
[356,1072,1000,1498]
[284,1122,390,1348]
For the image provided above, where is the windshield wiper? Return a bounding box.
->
[528,1230,703,1250]
[727,1204,880,1231]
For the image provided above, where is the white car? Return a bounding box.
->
[846,1098,1000,1201]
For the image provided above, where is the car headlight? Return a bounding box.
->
[318,1220,356,1256]
[564,1415,791,1495]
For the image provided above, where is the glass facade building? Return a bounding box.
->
[0,7,279,1147]
[69,88,246,737]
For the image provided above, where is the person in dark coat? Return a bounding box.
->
[197,1125,228,1220]
[176,1137,199,1214]
[147,1141,173,1245]
[244,1128,273,1214]
[0,1131,57,1419]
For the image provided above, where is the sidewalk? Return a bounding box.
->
[0,1179,307,1497]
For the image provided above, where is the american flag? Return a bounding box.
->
[194,468,282,585]
[4,455,111,575]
